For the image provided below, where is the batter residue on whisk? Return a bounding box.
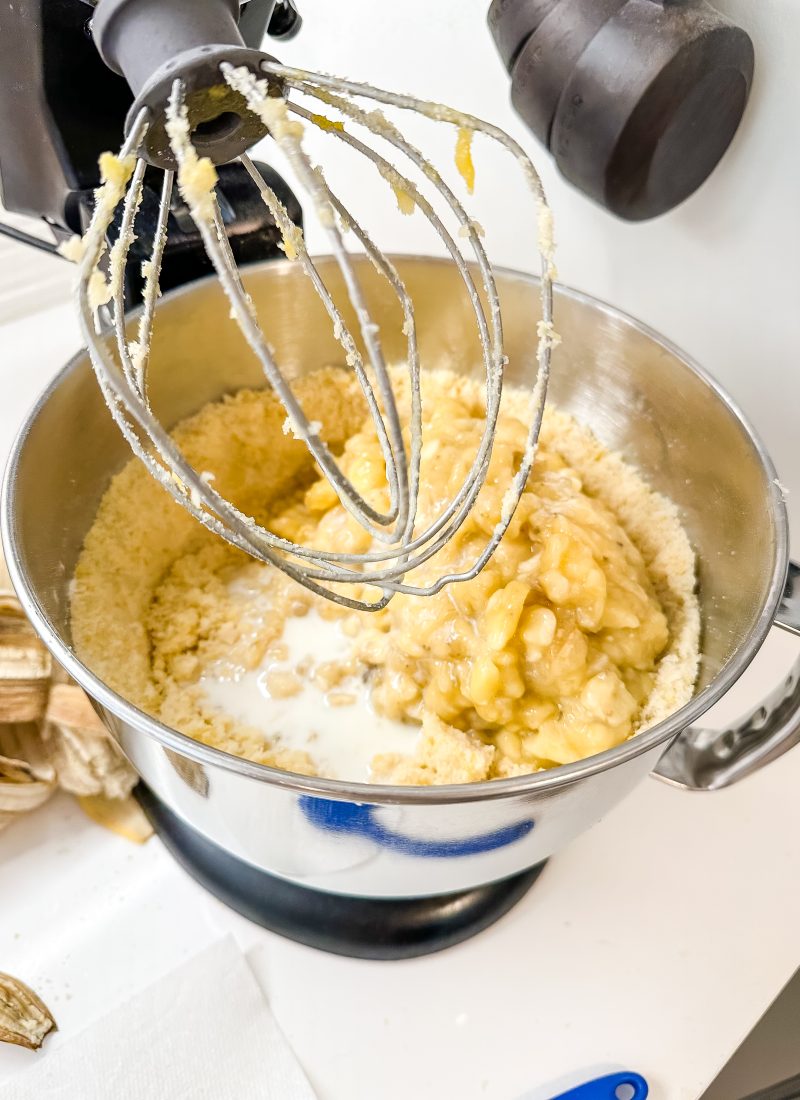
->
[71,367,699,785]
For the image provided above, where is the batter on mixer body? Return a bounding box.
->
[71,367,700,785]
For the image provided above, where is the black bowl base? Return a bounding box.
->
[136,784,547,960]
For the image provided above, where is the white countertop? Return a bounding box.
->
[0,293,798,1100]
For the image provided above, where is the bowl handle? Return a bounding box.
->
[653,562,800,791]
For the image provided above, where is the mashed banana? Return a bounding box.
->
[72,368,699,784]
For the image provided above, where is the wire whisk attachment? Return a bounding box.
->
[68,57,556,611]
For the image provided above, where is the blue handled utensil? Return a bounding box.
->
[549,1071,649,1100]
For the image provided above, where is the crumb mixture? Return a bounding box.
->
[71,367,699,784]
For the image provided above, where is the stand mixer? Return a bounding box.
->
[1,1,778,960]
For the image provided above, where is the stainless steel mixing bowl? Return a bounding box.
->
[3,257,799,899]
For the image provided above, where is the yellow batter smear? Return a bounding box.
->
[309,113,345,133]
[455,126,476,194]
[222,65,303,141]
[537,319,562,350]
[537,202,557,279]
[457,220,485,239]
[57,235,86,264]
[278,220,305,261]
[378,164,416,216]
[164,90,218,224]
[87,270,113,312]
[71,368,699,785]
[221,66,319,248]
[58,151,137,308]
[98,151,136,193]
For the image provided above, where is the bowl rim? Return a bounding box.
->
[1,255,790,805]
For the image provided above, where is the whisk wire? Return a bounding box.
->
[282,92,504,570]
[73,60,555,610]
[133,168,174,404]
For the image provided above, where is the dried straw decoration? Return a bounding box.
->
[0,556,151,1053]
[0,972,57,1050]
[0,552,147,838]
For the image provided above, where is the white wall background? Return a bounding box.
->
[2,0,798,541]
[267,0,800,547]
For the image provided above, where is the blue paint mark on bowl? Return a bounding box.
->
[299,797,534,858]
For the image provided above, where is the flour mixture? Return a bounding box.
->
[71,367,699,784]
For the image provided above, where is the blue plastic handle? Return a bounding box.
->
[549,1072,648,1100]
[299,797,534,858]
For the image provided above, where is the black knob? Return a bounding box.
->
[268,0,302,40]
[488,0,755,221]
[487,0,559,71]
